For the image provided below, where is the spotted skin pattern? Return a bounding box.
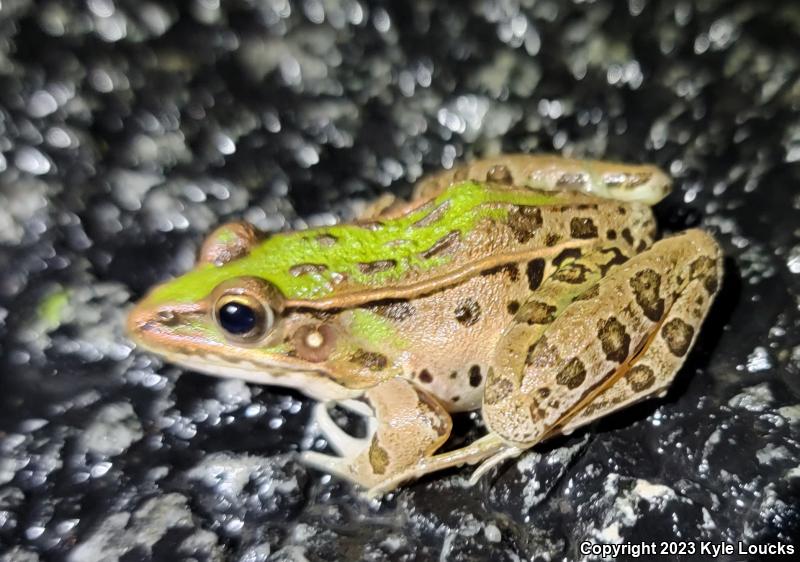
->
[483,230,722,444]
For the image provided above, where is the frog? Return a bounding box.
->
[127,154,723,496]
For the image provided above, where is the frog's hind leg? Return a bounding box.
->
[556,241,723,436]
[483,229,722,448]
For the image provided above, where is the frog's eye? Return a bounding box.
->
[215,294,273,340]
[211,277,280,342]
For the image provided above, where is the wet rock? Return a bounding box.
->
[0,0,798,560]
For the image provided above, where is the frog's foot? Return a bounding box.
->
[309,401,375,457]
[364,433,519,497]
[299,400,377,485]
[467,444,525,486]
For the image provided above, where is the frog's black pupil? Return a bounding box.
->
[219,302,257,335]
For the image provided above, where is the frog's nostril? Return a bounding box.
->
[126,302,154,344]
[157,310,176,323]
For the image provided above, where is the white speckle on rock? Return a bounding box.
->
[215,378,252,406]
[777,404,800,423]
[187,452,299,499]
[756,443,791,465]
[701,507,716,531]
[484,523,502,543]
[633,479,677,503]
[82,402,143,457]
[269,546,310,562]
[459,514,481,537]
[745,346,772,373]
[291,523,317,542]
[68,494,221,562]
[14,147,52,175]
[518,434,589,511]
[787,245,800,274]
[0,547,40,562]
[27,90,59,117]
[380,535,405,553]
[727,383,774,412]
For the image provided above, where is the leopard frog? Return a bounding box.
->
[127,155,722,495]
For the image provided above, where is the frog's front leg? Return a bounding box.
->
[483,229,722,447]
[300,377,453,492]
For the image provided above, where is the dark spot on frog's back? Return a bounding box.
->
[690,256,719,294]
[507,205,543,243]
[556,357,587,390]
[545,233,561,246]
[661,318,695,357]
[469,365,482,387]
[557,172,587,187]
[629,268,665,322]
[420,230,460,259]
[289,263,328,277]
[598,246,629,275]
[481,263,519,281]
[552,247,582,267]
[526,258,545,291]
[529,400,547,422]
[366,299,415,321]
[455,299,481,326]
[597,316,631,363]
[544,232,561,247]
[413,200,451,228]
[520,301,557,325]
[316,234,338,247]
[625,364,655,392]
[369,437,390,475]
[570,217,598,239]
[486,164,512,184]
[418,369,433,383]
[552,263,590,284]
[350,349,388,371]
[621,228,635,246]
[358,259,396,274]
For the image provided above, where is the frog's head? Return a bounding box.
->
[127,222,387,400]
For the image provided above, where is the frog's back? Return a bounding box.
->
[263,181,656,307]
[146,181,656,310]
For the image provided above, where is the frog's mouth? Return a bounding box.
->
[126,299,360,401]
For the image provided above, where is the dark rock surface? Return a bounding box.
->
[1,0,799,560]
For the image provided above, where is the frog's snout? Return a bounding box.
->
[126,296,205,351]
[126,298,163,349]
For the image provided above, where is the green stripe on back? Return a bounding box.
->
[148,181,557,304]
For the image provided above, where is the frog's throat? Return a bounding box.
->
[150,346,360,401]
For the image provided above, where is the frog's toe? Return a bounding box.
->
[467,445,525,486]
[311,402,374,458]
[299,450,353,482]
